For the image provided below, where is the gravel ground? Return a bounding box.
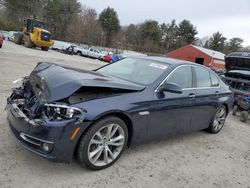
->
[0,41,249,188]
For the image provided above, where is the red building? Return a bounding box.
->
[166,44,225,69]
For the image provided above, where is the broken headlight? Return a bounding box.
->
[13,77,29,89]
[13,78,25,86]
[44,103,85,122]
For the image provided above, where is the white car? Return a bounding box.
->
[76,47,103,59]
[74,46,88,56]
[52,40,72,51]
[98,51,112,61]
[0,30,10,40]
[8,31,17,41]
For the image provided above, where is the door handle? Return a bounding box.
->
[189,93,196,98]
[215,91,219,95]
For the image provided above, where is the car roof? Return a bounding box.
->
[133,56,195,66]
[226,52,250,59]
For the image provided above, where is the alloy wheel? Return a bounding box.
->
[87,124,125,167]
[213,107,226,131]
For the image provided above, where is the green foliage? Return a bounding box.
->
[46,0,81,39]
[0,1,246,53]
[1,0,81,39]
[136,20,161,52]
[205,32,227,52]
[226,37,244,53]
[123,19,198,53]
[3,0,47,26]
[66,6,102,45]
[139,20,160,43]
[0,20,18,30]
[177,20,198,45]
[125,24,139,46]
[160,19,179,51]
[99,7,120,47]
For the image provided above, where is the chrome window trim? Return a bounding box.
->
[154,64,220,92]
[155,64,192,92]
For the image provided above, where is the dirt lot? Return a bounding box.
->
[0,41,249,188]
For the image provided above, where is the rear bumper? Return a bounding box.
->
[6,101,92,163]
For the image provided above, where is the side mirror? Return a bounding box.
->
[159,82,183,94]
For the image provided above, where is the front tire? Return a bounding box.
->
[77,116,128,170]
[208,105,227,134]
[41,47,49,51]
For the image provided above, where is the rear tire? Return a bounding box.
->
[14,32,23,45]
[240,111,248,122]
[77,116,128,170]
[208,105,227,134]
[77,51,82,56]
[24,36,33,48]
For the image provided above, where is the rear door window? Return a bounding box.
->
[210,72,219,87]
[194,66,211,88]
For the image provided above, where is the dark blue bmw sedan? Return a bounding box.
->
[6,57,234,170]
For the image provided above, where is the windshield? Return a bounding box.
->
[33,20,45,29]
[97,58,168,85]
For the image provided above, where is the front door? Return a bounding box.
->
[148,65,196,140]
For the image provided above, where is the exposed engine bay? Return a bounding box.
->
[7,77,86,123]
[8,77,132,123]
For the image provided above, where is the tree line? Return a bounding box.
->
[0,0,248,54]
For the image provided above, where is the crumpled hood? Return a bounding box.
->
[29,62,145,102]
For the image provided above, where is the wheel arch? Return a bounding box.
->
[222,103,229,116]
[73,111,134,157]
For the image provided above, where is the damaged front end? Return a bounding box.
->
[7,77,86,126]
[6,76,88,162]
[6,62,143,161]
[7,62,143,126]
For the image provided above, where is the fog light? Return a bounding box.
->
[41,142,53,153]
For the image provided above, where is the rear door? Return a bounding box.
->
[190,66,220,131]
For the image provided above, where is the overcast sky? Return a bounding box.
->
[80,0,250,46]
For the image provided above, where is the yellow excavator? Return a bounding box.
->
[14,18,54,51]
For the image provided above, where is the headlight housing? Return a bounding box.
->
[44,103,85,122]
[13,77,25,88]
